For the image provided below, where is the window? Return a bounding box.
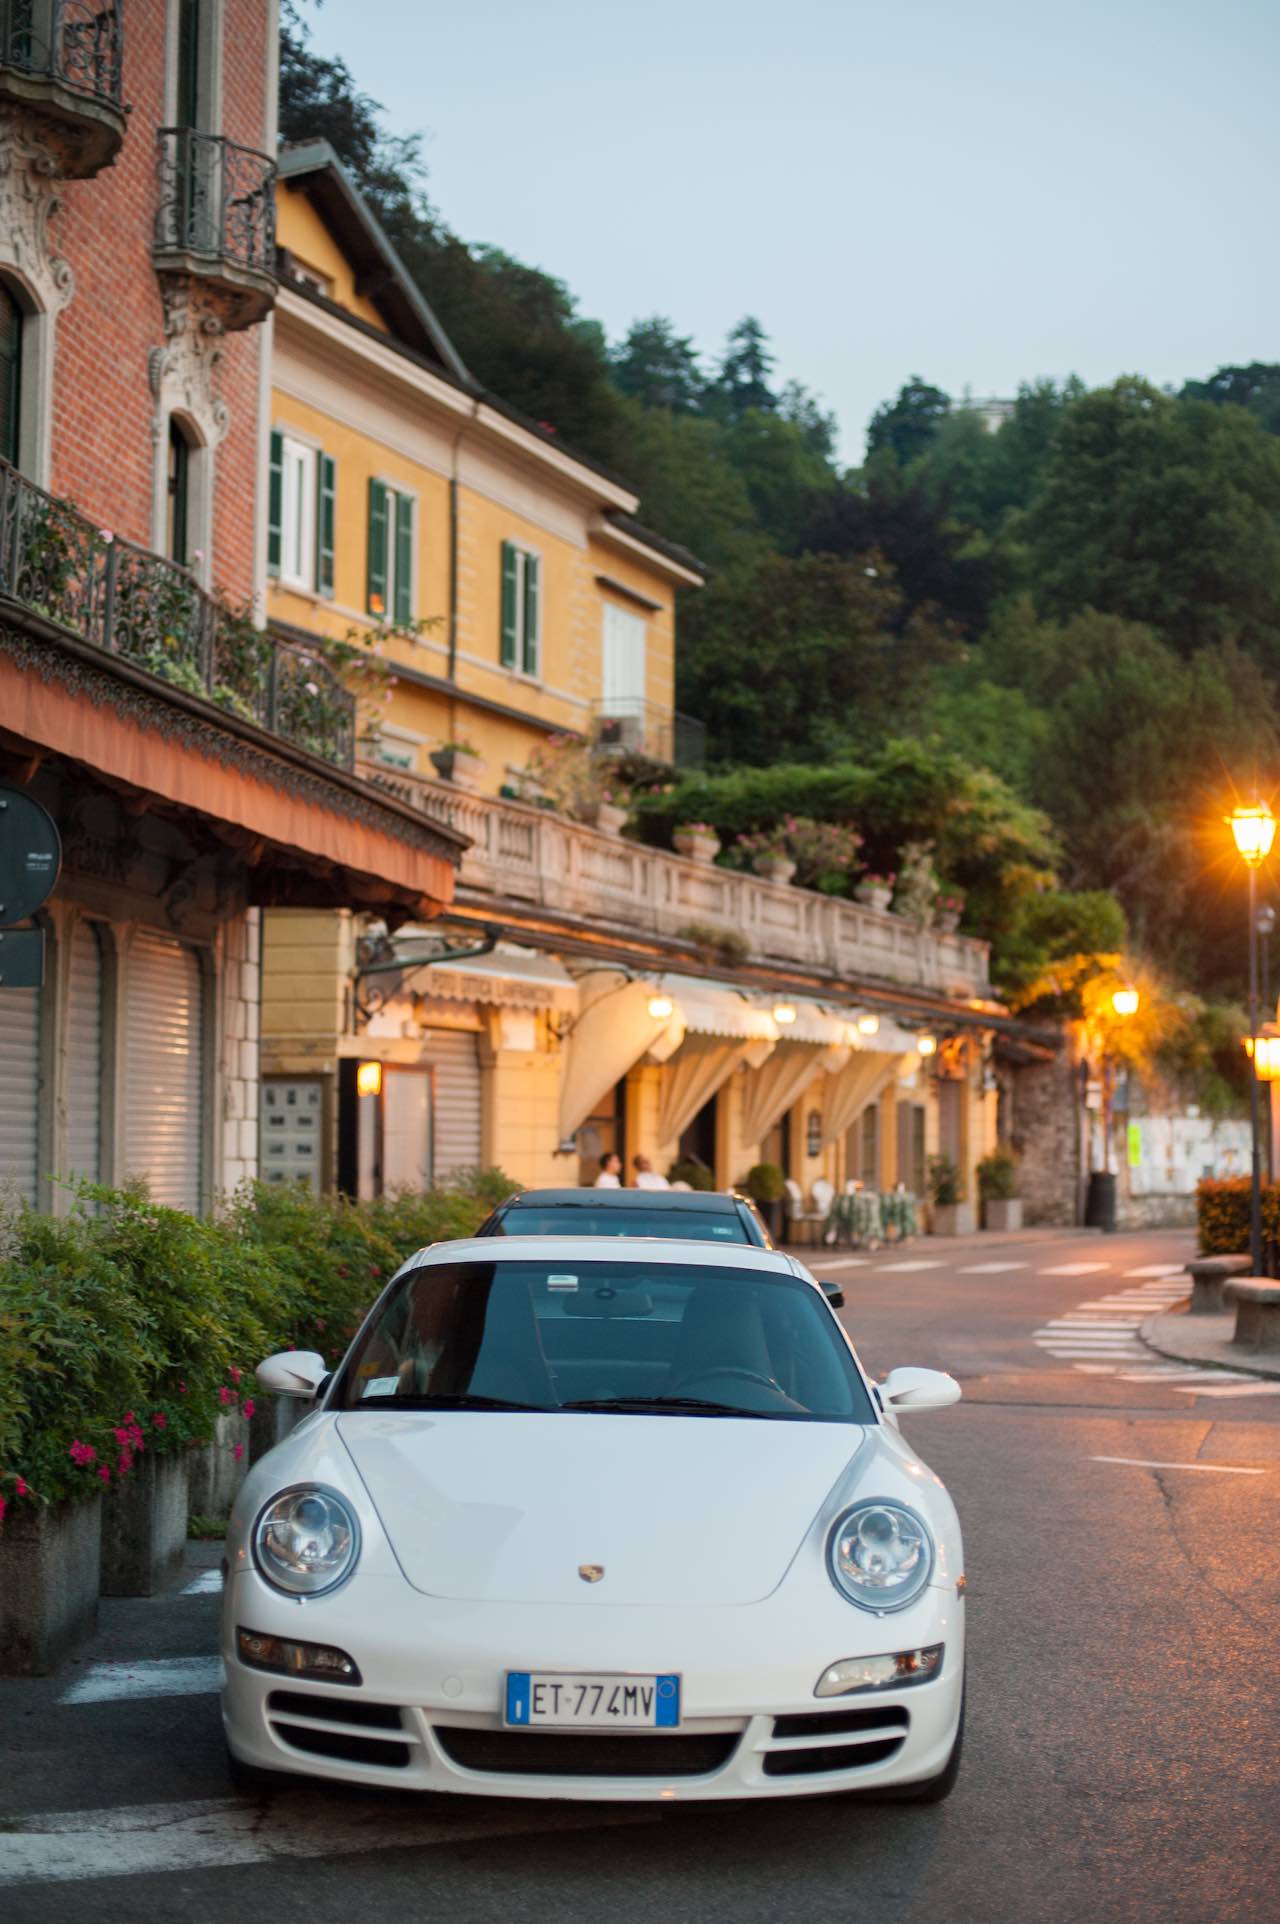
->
[0,281,22,467]
[268,430,335,595]
[167,416,192,565]
[367,478,414,621]
[500,540,540,675]
[601,602,646,708]
[374,723,423,772]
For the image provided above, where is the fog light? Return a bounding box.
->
[814,1645,943,1697]
[237,1626,362,1685]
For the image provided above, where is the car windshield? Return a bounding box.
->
[496,1205,749,1242]
[335,1260,874,1424]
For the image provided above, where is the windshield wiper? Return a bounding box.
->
[354,1393,550,1412]
[561,1395,777,1417]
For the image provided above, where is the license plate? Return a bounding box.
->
[505,1671,681,1728]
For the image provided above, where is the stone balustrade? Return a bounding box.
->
[359,761,992,998]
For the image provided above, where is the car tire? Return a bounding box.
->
[225,1742,288,1798]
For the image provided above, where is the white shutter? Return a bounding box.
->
[126,931,204,1212]
[601,603,647,707]
[424,1028,482,1176]
[64,919,103,1183]
[0,979,40,1205]
[382,1069,432,1193]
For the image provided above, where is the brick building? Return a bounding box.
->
[0,2,459,1215]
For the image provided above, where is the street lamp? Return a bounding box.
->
[1111,985,1140,1018]
[1229,801,1276,1274]
[1083,982,1139,1232]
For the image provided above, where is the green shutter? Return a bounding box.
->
[522,551,540,676]
[367,478,389,615]
[393,491,414,623]
[317,453,336,596]
[500,540,518,667]
[267,430,283,575]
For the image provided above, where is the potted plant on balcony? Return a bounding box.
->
[933,890,965,934]
[892,842,941,923]
[429,740,485,791]
[673,821,721,865]
[736,821,798,885]
[927,1154,974,1237]
[855,871,896,913]
[977,1146,1022,1231]
[578,785,631,836]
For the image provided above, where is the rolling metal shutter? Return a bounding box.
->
[0,979,39,1204]
[64,919,103,1183]
[126,931,203,1212]
[424,1028,481,1176]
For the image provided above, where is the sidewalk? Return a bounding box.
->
[1140,1305,1280,1382]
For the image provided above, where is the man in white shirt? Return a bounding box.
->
[594,1152,622,1187]
[632,1155,670,1190]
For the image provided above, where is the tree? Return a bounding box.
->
[865,377,951,466]
[609,318,704,413]
[708,317,777,421]
[1182,363,1280,436]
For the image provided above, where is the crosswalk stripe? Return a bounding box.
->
[1042,1349,1148,1359]
[1041,1263,1111,1276]
[1170,1381,1280,1398]
[0,1795,652,1887]
[809,1257,870,1271]
[1090,1456,1267,1475]
[1124,1266,1189,1278]
[1072,1363,1118,1373]
[957,1262,1030,1273]
[878,1261,945,1272]
[1116,1369,1244,1382]
[179,1568,223,1596]
[58,1657,223,1706]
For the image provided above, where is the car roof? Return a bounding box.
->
[497,1188,747,1214]
[409,1235,795,1273]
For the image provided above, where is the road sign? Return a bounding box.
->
[0,786,61,924]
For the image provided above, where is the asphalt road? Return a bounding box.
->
[4,1224,1278,1924]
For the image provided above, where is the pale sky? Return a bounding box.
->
[303,0,1278,465]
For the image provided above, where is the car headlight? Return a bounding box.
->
[828,1501,933,1613]
[253,1485,360,1598]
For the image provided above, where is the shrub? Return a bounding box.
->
[668,1159,716,1191]
[1196,1177,1280,1255]
[927,1155,962,1206]
[976,1148,1019,1201]
[745,1162,786,1205]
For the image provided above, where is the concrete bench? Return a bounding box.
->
[1186,1254,1253,1315]
[1224,1277,1280,1353]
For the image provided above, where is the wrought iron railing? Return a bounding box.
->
[0,456,355,767]
[0,0,123,106]
[154,127,276,278]
[587,696,706,770]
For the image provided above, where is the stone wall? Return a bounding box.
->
[1005,1048,1080,1226]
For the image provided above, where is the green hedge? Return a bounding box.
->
[1195,1177,1280,1256]
[0,1170,511,1522]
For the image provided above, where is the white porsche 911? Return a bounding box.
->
[221,1238,965,1803]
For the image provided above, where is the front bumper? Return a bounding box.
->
[222,1569,964,1802]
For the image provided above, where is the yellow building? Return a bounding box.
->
[260,139,1004,1227]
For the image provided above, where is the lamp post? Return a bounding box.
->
[1084,985,1140,1231]
[1230,803,1277,1275]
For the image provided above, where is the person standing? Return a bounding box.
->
[594,1151,622,1187]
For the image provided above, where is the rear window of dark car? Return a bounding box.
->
[493,1205,750,1242]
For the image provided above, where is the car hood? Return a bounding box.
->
[336,1412,865,1606]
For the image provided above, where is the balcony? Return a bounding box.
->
[359,759,991,1000]
[0,455,355,766]
[588,696,706,770]
[0,0,126,176]
[152,128,276,330]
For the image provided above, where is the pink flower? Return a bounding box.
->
[219,1386,234,1406]
[0,1495,6,1525]
[315,1318,326,1332]
[151,1412,167,1429]
[178,1382,187,1395]
[98,1464,111,1484]
[98,528,114,544]
[228,1367,242,1385]
[241,1399,255,1420]
[69,1440,97,1467]
[233,1443,244,1461]
[15,1477,27,1498]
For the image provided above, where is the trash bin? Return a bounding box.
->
[1083,1170,1117,1233]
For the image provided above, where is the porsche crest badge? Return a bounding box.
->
[577,1564,605,1583]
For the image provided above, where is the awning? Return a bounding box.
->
[657,1032,773,1147]
[774,1003,850,1048]
[820,1050,918,1147]
[559,971,681,1141]
[392,941,578,1014]
[654,975,778,1043]
[739,1039,849,1149]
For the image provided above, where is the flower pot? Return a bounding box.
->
[100,1451,190,1598]
[430,748,485,792]
[0,1494,102,1675]
[934,910,961,934]
[582,800,629,836]
[981,1198,1023,1231]
[856,887,892,913]
[931,1201,975,1237]
[752,854,797,885]
[674,832,721,865]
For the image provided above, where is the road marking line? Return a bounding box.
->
[1116,1369,1244,1381]
[1072,1363,1119,1373]
[809,1258,870,1272]
[58,1657,223,1706]
[1041,1263,1111,1275]
[1037,1320,1142,1330]
[1170,1382,1280,1398]
[1090,1456,1266,1475]
[179,1568,223,1596]
[877,1261,945,1272]
[1124,1266,1189,1278]
[0,1795,654,1887]
[956,1262,1030,1273]
[1042,1349,1148,1359]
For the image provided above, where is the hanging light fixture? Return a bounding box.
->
[773,1001,798,1025]
[856,1013,880,1036]
[647,994,674,1021]
[916,1033,937,1057]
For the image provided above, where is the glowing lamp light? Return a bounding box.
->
[1228,803,1276,868]
[773,1001,798,1026]
[856,1013,881,1036]
[1111,986,1140,1018]
[916,1033,937,1057]
[1245,1028,1280,1081]
[355,1060,382,1098]
[647,994,674,1021]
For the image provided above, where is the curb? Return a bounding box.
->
[1139,1307,1280,1382]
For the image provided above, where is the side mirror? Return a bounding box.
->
[880,1366,961,1414]
[256,1350,329,1398]
[819,1280,846,1310]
